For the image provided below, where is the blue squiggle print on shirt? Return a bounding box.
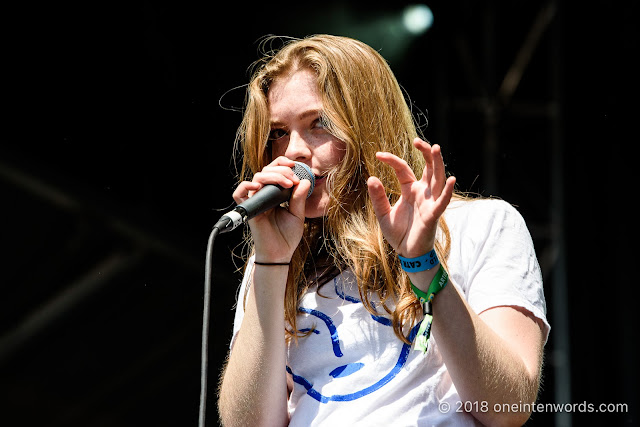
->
[329,363,364,378]
[287,323,421,403]
[298,307,343,358]
[288,276,422,403]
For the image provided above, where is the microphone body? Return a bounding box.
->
[214,161,315,234]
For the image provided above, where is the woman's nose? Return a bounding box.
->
[284,131,312,161]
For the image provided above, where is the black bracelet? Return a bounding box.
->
[254,261,291,266]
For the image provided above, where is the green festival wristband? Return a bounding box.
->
[411,265,449,354]
[410,264,449,306]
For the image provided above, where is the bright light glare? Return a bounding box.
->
[402,4,434,35]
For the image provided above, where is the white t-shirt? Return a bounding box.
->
[230,199,550,426]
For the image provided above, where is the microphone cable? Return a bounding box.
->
[198,217,229,427]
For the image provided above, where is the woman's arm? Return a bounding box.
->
[217,157,311,426]
[368,138,545,426]
[218,265,291,427]
[414,265,544,426]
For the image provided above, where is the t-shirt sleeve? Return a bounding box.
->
[229,257,255,350]
[460,200,550,343]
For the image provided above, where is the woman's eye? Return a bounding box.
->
[268,128,287,140]
[313,117,329,130]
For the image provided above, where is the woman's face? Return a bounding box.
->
[268,68,346,218]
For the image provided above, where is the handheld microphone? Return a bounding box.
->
[213,161,315,234]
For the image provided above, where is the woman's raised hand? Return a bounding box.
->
[367,138,456,258]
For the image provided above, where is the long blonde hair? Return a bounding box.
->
[235,34,451,343]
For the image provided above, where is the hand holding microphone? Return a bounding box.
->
[214,159,315,234]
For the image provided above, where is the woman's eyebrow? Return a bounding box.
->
[298,108,322,121]
[270,109,322,128]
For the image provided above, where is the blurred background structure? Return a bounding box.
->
[2,1,637,425]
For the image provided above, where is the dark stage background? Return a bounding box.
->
[2,1,637,425]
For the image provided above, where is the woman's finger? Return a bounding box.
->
[261,164,298,177]
[414,138,447,197]
[375,152,417,186]
[432,176,457,218]
[232,181,262,204]
[413,138,433,184]
[367,176,392,222]
[252,170,299,189]
[429,144,447,196]
[288,179,312,220]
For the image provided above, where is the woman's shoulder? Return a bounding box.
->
[446,196,521,222]
[443,196,532,244]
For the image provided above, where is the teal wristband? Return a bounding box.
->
[399,249,439,273]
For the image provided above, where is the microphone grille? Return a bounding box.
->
[292,162,315,199]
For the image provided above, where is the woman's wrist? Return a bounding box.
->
[406,268,440,292]
[398,249,439,273]
[399,248,441,292]
[252,249,294,266]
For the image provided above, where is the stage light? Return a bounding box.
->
[403,4,434,35]
[298,4,434,65]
